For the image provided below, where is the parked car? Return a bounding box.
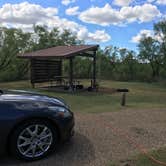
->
[0,89,74,161]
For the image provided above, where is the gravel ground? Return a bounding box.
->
[0,109,166,166]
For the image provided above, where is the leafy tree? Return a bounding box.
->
[0,25,83,81]
[1,20,166,83]
[59,29,81,45]
[154,19,166,68]
[0,28,32,74]
[33,25,82,50]
[119,48,137,80]
[138,36,162,80]
[96,49,113,79]
[104,46,119,72]
[33,25,50,50]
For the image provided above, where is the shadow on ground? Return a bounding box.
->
[0,132,95,166]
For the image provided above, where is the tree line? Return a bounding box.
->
[0,20,166,82]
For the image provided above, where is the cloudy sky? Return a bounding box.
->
[0,0,165,50]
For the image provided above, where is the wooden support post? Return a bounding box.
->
[69,57,73,90]
[116,89,129,106]
[30,59,35,88]
[31,83,35,88]
[121,92,126,106]
[93,51,96,89]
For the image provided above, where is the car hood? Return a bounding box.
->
[0,90,67,108]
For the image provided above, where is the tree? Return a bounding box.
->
[33,25,82,50]
[119,48,137,80]
[0,27,34,81]
[59,29,81,45]
[0,25,84,81]
[33,25,50,50]
[96,49,111,79]
[104,46,119,70]
[154,19,166,68]
[0,28,32,70]
[138,36,162,80]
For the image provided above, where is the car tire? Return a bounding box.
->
[10,119,58,161]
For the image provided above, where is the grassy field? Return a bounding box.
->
[0,80,166,113]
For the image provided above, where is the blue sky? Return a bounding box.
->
[0,0,165,51]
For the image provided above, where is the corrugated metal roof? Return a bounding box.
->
[19,45,99,58]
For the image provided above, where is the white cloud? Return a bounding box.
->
[147,0,166,5]
[131,29,162,43]
[79,3,161,26]
[88,30,111,42]
[156,0,166,5]
[0,2,58,25]
[65,6,79,16]
[120,4,161,22]
[147,0,155,3]
[61,0,76,6]
[77,27,89,40]
[131,30,154,43]
[113,0,133,6]
[79,4,123,26]
[77,28,111,42]
[0,2,110,43]
[46,18,111,42]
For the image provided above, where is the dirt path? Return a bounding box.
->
[1,109,166,166]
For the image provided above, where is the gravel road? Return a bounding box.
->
[0,109,166,166]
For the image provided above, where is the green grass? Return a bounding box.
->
[109,148,166,166]
[132,148,166,166]
[0,80,166,113]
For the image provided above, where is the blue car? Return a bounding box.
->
[0,89,74,161]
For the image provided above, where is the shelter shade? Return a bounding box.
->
[18,45,99,91]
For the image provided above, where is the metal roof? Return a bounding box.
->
[19,45,99,58]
